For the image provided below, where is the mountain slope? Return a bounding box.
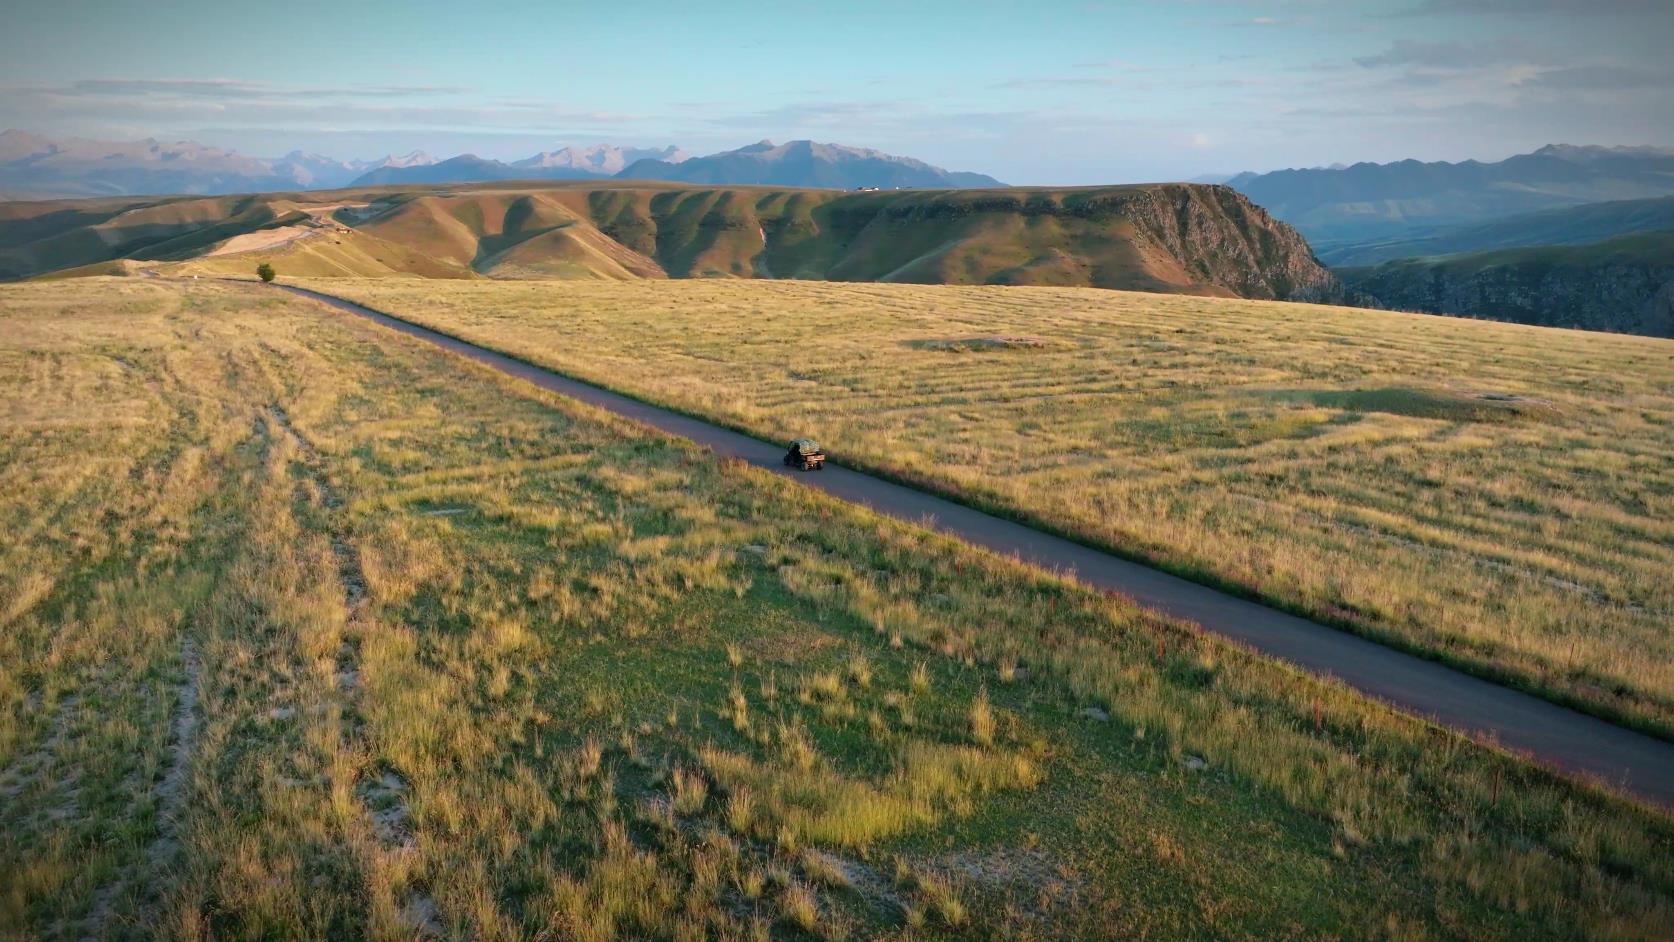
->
[0,130,1006,198]
[171,224,479,280]
[617,140,1005,189]
[513,144,688,175]
[349,154,599,186]
[0,193,312,278]
[266,151,369,189]
[0,130,432,197]
[1,181,1331,300]
[1340,231,1674,337]
[0,130,312,198]
[1319,196,1674,267]
[1229,144,1674,246]
[345,183,1323,296]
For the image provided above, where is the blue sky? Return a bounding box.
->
[2,0,1669,183]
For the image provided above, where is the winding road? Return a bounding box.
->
[276,282,1674,809]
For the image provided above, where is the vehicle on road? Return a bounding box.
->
[784,438,826,470]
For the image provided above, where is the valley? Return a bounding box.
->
[1226,145,1674,247]
[1222,149,1674,337]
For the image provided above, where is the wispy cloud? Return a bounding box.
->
[1393,0,1664,15]
[1518,64,1674,91]
[1224,15,1298,27]
[50,78,473,100]
[0,79,646,135]
[698,99,1046,139]
[1353,39,1559,69]
[990,75,1131,90]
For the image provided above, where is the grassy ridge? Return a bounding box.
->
[301,277,1674,739]
[345,184,1329,297]
[2,182,1335,301]
[3,278,1672,938]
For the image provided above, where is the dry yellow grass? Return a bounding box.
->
[305,277,1674,734]
[3,278,1673,940]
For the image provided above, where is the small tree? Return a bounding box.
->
[256,262,276,283]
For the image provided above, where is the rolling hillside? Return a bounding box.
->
[1339,231,1674,337]
[0,193,313,279]
[0,181,1335,300]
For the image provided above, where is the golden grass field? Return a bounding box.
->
[1,277,1672,940]
[296,278,1674,737]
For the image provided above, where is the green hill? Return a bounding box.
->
[0,181,1335,301]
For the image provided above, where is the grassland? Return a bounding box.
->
[2,277,1673,940]
[295,278,1674,738]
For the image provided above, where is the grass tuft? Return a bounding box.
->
[968,687,996,747]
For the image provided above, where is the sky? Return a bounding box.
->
[1,0,1670,184]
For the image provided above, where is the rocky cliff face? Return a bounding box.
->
[1340,232,1674,338]
[1111,184,1337,301]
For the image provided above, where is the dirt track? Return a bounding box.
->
[276,282,1674,809]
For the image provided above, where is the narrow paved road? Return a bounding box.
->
[278,283,1674,809]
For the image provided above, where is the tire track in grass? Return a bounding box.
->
[265,405,441,937]
[80,640,201,941]
[0,694,80,805]
[146,641,201,867]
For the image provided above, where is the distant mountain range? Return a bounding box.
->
[1227,144,1674,248]
[1318,196,1674,267]
[351,140,1001,189]
[516,144,688,175]
[1221,145,1674,337]
[614,140,1004,189]
[350,154,593,186]
[351,145,689,186]
[0,130,443,197]
[0,130,1002,198]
